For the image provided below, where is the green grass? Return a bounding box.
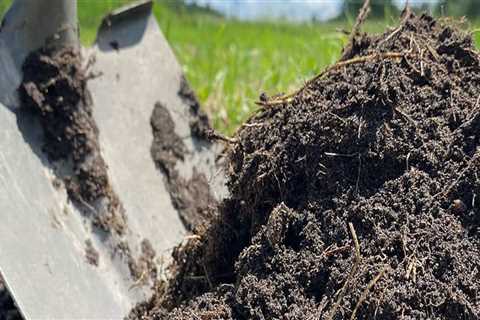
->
[1,1,480,134]
[154,13,342,133]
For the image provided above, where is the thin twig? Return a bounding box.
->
[202,263,213,289]
[336,27,350,35]
[327,223,362,320]
[420,49,425,77]
[451,94,480,135]
[323,245,351,257]
[433,153,479,199]
[377,25,403,48]
[426,44,440,62]
[411,35,422,55]
[403,55,421,74]
[206,129,238,144]
[347,0,371,44]
[350,265,389,320]
[349,222,361,259]
[128,269,148,291]
[394,106,417,126]
[355,153,362,195]
[340,0,371,61]
[325,152,358,158]
[185,272,233,282]
[76,196,98,215]
[257,52,412,107]
[241,122,264,128]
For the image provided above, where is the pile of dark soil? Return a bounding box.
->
[19,48,126,235]
[131,10,480,320]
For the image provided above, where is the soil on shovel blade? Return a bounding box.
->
[150,101,217,230]
[130,11,480,320]
[16,46,163,286]
[19,47,127,235]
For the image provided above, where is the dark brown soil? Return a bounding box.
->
[130,12,480,320]
[178,75,212,140]
[150,102,217,230]
[19,48,127,235]
[128,239,158,284]
[15,47,177,304]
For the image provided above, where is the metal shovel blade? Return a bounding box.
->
[0,1,225,319]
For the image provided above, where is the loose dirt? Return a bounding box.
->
[178,75,212,141]
[17,47,158,289]
[151,98,217,230]
[128,239,158,284]
[130,11,480,320]
[19,47,127,235]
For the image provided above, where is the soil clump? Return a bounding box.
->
[17,46,156,288]
[150,102,217,230]
[19,47,127,235]
[130,11,480,320]
[85,239,100,267]
[178,75,212,141]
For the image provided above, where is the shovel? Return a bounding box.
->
[0,0,225,318]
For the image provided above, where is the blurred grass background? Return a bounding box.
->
[1,1,478,134]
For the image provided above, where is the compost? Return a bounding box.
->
[130,11,480,320]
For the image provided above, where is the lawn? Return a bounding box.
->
[1,1,479,134]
